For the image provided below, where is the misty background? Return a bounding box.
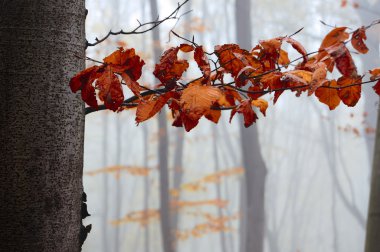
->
[82,0,380,251]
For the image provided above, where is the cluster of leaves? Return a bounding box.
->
[71,25,380,131]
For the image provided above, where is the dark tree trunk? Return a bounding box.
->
[0,1,86,251]
[235,1,267,252]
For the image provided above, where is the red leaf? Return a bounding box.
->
[325,43,358,77]
[194,46,211,84]
[351,26,369,54]
[373,80,380,96]
[153,46,190,89]
[230,99,257,127]
[97,66,124,111]
[337,76,362,107]
[69,65,102,108]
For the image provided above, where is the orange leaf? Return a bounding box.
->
[97,66,124,111]
[337,76,362,106]
[314,80,341,110]
[369,68,380,81]
[351,27,369,54]
[283,37,308,64]
[278,49,290,66]
[320,27,349,49]
[136,92,175,123]
[194,46,211,84]
[251,99,268,116]
[180,82,222,131]
[214,44,262,86]
[230,99,257,127]
[309,63,328,95]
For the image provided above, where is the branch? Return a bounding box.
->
[86,0,190,48]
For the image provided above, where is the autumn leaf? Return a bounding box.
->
[194,46,211,84]
[351,26,369,54]
[278,49,290,66]
[230,99,258,127]
[103,47,145,96]
[70,65,101,108]
[309,63,328,95]
[325,43,358,77]
[282,37,308,64]
[314,80,341,110]
[96,66,124,111]
[259,71,284,103]
[369,68,380,81]
[373,81,380,96]
[153,45,192,89]
[251,99,268,116]
[180,82,223,131]
[214,44,262,86]
[136,92,176,123]
[337,76,362,106]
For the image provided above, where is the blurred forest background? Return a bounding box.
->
[82,0,380,251]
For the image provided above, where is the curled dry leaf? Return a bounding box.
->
[351,27,369,54]
[97,66,124,111]
[194,46,211,84]
[180,82,223,131]
[282,37,308,64]
[230,99,257,128]
[325,43,358,77]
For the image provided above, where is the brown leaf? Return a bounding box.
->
[283,37,308,64]
[194,46,211,84]
[369,68,380,81]
[180,82,222,131]
[373,80,380,96]
[337,76,362,107]
[97,66,124,111]
[351,27,369,54]
[70,65,102,108]
[135,92,175,123]
[230,99,257,127]
[325,43,358,77]
[314,80,341,110]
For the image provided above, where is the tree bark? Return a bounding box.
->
[0,1,86,251]
[235,1,267,252]
[365,110,380,252]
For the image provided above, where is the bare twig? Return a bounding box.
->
[86,0,190,48]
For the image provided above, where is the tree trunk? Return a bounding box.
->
[365,110,380,252]
[235,1,267,252]
[149,0,173,252]
[0,1,86,251]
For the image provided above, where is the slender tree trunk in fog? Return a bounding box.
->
[149,0,173,251]
[235,1,267,252]
[357,3,380,165]
[0,1,86,251]
[213,127,228,252]
[365,110,380,252]
[102,113,109,252]
[142,124,151,252]
[115,116,122,252]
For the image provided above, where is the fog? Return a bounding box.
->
[82,0,380,251]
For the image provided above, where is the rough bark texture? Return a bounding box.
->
[0,1,86,251]
[235,0,267,252]
[365,110,380,252]
[149,0,173,252]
